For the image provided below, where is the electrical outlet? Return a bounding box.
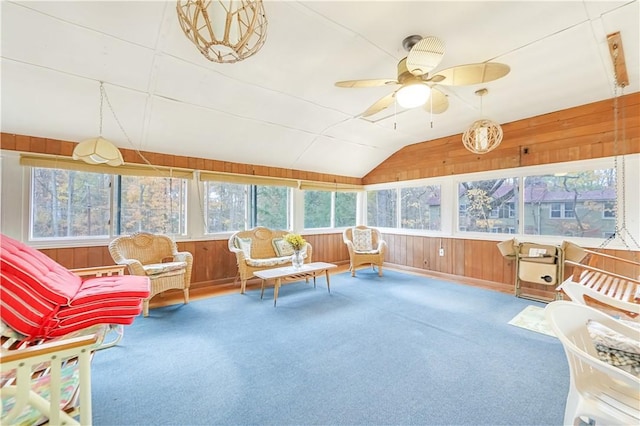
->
[439,248,445,257]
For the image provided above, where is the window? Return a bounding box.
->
[117,176,188,235]
[254,185,289,229]
[367,189,397,228]
[458,178,517,233]
[549,202,574,219]
[523,169,615,237]
[304,191,357,229]
[30,168,111,239]
[603,202,615,219]
[304,190,331,228]
[334,192,357,228]
[400,185,441,230]
[204,181,246,233]
[30,168,189,239]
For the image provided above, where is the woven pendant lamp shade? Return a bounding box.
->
[462,119,503,154]
[176,0,268,63]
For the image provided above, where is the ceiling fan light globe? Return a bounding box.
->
[396,84,431,108]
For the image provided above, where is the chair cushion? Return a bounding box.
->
[272,238,294,257]
[69,275,150,306]
[143,261,187,276]
[352,228,373,251]
[0,235,82,305]
[588,319,640,376]
[246,257,294,268]
[235,237,252,258]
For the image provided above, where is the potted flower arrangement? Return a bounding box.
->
[284,233,306,268]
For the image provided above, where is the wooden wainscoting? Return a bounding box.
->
[39,233,638,301]
[40,232,351,294]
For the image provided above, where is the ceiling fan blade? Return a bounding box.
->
[424,88,449,114]
[407,36,445,76]
[335,79,398,88]
[361,92,396,117]
[432,62,510,86]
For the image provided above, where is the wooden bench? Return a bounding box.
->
[557,245,640,319]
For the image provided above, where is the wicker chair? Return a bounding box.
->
[343,226,386,277]
[109,233,193,317]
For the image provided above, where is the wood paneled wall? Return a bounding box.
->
[39,233,637,300]
[40,233,351,290]
[363,92,639,184]
[4,92,640,298]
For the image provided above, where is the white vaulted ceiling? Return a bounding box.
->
[1,1,639,178]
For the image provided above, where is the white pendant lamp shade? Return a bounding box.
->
[73,137,124,166]
[396,83,431,108]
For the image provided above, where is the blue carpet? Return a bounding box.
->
[91,270,568,425]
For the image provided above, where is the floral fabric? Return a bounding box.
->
[272,238,295,257]
[352,228,373,252]
[143,261,187,276]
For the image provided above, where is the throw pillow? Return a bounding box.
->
[272,238,295,257]
[235,237,252,258]
[352,228,373,252]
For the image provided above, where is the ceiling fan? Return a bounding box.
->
[335,35,510,117]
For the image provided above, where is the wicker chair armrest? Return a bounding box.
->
[173,251,193,264]
[303,242,313,263]
[375,240,387,254]
[231,249,248,263]
[117,259,146,276]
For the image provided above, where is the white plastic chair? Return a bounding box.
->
[545,301,640,426]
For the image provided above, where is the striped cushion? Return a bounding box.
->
[0,272,58,337]
[1,235,81,304]
[1,234,150,340]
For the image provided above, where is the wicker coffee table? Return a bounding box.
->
[254,262,337,306]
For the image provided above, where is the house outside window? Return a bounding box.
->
[523,169,615,237]
[458,178,517,233]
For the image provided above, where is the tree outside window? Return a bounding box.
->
[118,176,187,235]
[31,168,111,238]
[367,189,397,227]
[401,185,441,230]
[205,181,246,233]
[458,178,517,233]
